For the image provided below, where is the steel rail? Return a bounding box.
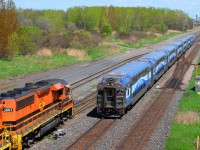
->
[74,92,96,115]
[66,119,117,150]
[70,54,146,89]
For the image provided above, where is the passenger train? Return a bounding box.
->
[97,34,195,117]
[0,79,74,150]
[0,34,196,149]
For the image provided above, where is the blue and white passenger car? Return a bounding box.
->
[97,34,195,117]
[97,61,151,117]
[155,45,177,67]
[139,51,168,81]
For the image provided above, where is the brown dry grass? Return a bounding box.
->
[66,48,87,57]
[100,42,119,51]
[167,30,181,33]
[124,36,138,44]
[36,48,52,57]
[175,111,199,124]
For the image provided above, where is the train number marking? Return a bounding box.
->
[3,108,13,112]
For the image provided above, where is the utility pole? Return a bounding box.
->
[193,15,200,28]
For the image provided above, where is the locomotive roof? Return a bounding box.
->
[140,51,166,62]
[101,61,149,86]
[0,79,68,100]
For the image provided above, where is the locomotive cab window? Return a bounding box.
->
[66,87,70,94]
[58,89,63,95]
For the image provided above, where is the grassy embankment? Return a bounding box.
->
[165,59,200,150]
[0,32,182,81]
[0,46,126,81]
[119,32,182,48]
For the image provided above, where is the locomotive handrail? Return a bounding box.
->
[16,102,62,136]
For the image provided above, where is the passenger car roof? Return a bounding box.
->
[156,45,176,53]
[102,61,149,86]
[140,51,166,62]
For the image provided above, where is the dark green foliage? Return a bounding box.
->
[101,23,112,36]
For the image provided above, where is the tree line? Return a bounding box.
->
[66,6,192,33]
[0,1,193,59]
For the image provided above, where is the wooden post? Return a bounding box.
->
[197,135,199,150]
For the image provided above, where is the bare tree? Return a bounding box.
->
[0,0,19,58]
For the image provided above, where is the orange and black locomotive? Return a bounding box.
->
[0,79,74,150]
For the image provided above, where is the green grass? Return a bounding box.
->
[119,33,182,48]
[0,46,127,81]
[166,124,200,150]
[105,37,123,43]
[87,46,127,61]
[165,59,200,150]
[0,54,80,80]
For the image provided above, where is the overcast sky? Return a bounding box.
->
[14,0,199,19]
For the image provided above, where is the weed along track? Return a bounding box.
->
[118,43,200,150]
[66,119,118,150]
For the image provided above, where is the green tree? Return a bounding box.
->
[101,23,112,36]
[17,26,42,55]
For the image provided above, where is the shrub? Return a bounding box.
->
[152,24,168,34]
[101,23,112,36]
[71,30,94,48]
[41,34,70,48]
[17,26,42,55]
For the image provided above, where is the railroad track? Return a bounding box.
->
[70,54,146,89]
[118,43,200,150]
[66,119,117,150]
[74,91,96,115]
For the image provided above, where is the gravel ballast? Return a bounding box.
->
[1,34,198,150]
